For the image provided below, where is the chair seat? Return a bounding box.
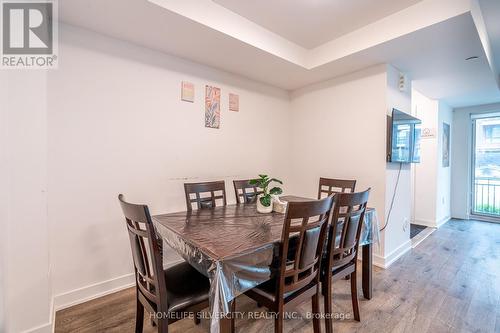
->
[321,258,356,276]
[246,278,314,303]
[164,261,210,313]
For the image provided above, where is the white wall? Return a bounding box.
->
[412,90,453,227]
[436,101,453,224]
[288,64,415,267]
[2,70,52,333]
[413,90,439,225]
[47,24,291,309]
[289,64,413,267]
[451,102,500,218]
[0,70,8,333]
[384,65,412,265]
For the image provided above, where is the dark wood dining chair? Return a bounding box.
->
[321,189,370,333]
[317,177,357,199]
[118,194,210,333]
[318,178,357,282]
[244,196,334,333]
[184,181,227,211]
[233,179,263,204]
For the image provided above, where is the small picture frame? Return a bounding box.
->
[229,93,239,112]
[181,81,194,102]
[442,122,450,167]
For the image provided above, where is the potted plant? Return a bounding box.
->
[249,174,283,213]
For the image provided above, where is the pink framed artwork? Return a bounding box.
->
[229,93,239,112]
[205,85,221,128]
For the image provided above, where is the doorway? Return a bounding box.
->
[471,114,500,220]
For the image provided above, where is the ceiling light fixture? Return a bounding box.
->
[465,56,479,61]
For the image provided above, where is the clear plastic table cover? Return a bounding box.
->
[152,198,380,333]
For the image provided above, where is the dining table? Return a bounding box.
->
[152,195,380,333]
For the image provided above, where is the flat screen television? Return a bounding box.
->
[388,109,421,163]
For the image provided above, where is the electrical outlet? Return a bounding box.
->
[403,218,409,232]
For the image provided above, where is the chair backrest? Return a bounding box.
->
[118,194,167,311]
[325,189,370,271]
[184,181,227,211]
[277,196,333,296]
[317,177,357,199]
[233,179,263,204]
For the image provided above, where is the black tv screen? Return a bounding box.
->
[389,109,421,163]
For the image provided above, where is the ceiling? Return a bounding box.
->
[59,0,500,108]
[213,0,423,49]
[389,13,500,107]
[479,0,500,84]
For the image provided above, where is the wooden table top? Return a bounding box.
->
[152,196,375,260]
[152,196,314,260]
[153,203,284,260]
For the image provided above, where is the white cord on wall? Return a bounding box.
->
[380,162,403,232]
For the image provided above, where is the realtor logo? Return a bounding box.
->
[1,0,58,68]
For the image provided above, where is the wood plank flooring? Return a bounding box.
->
[55,219,500,333]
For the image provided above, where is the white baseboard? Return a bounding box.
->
[21,298,54,333]
[413,216,450,229]
[54,273,135,311]
[373,239,412,269]
[19,273,134,333]
[412,218,437,228]
[451,213,469,220]
[22,321,53,333]
[436,216,451,228]
[411,227,435,248]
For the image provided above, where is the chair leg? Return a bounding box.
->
[323,276,333,333]
[157,318,169,333]
[135,297,144,333]
[274,311,284,333]
[312,288,321,333]
[193,312,200,325]
[350,271,360,321]
[231,299,236,332]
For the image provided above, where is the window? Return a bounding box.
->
[483,124,500,143]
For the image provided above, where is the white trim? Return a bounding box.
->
[411,227,435,248]
[436,216,451,228]
[451,213,469,220]
[20,296,55,333]
[53,273,135,311]
[21,321,53,333]
[21,273,135,332]
[50,293,55,333]
[470,111,500,119]
[412,218,437,228]
[413,216,450,228]
[373,239,412,269]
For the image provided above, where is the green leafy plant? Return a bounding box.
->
[249,174,283,207]
[475,204,500,215]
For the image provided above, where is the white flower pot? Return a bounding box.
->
[257,194,273,213]
[272,196,287,214]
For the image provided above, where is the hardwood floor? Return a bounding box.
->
[55,219,500,333]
